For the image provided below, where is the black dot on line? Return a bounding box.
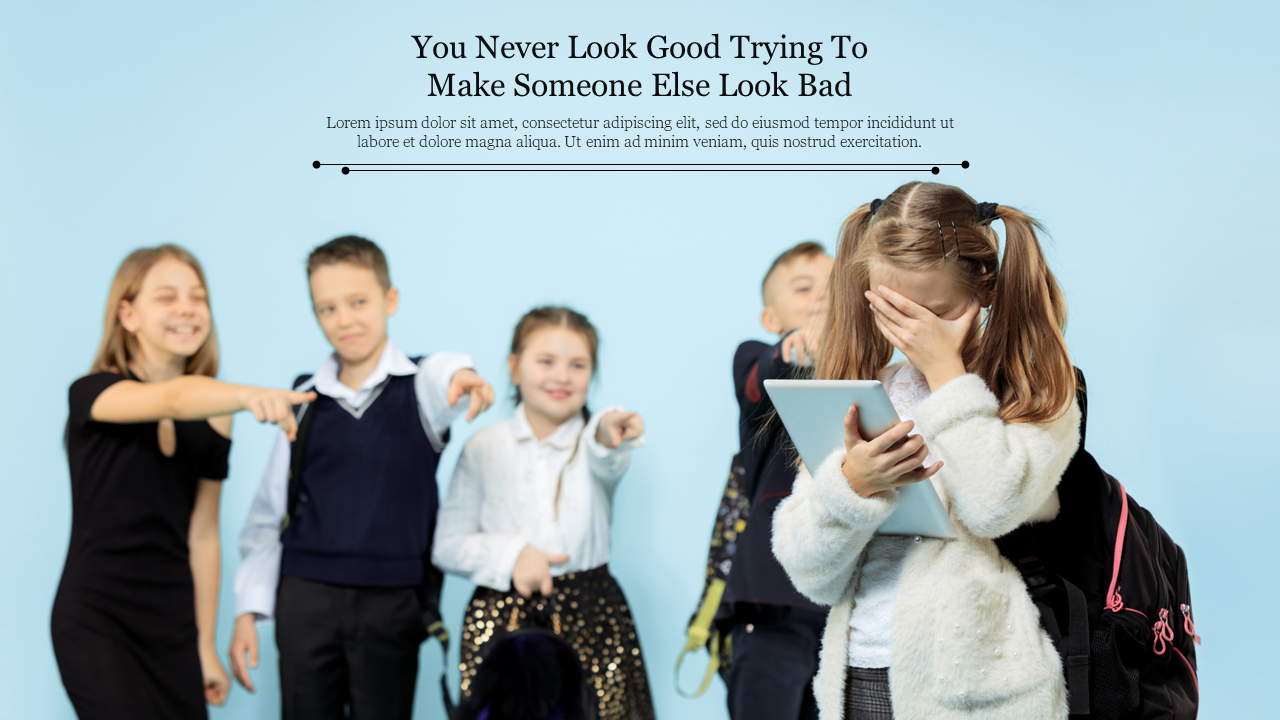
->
[341,166,350,175]
[961,160,970,169]
[931,166,940,175]
[312,161,321,169]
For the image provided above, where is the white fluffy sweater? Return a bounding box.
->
[772,365,1081,720]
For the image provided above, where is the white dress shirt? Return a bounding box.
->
[432,403,643,592]
[233,339,473,620]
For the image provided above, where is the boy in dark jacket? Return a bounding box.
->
[726,241,832,720]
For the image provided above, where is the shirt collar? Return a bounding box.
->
[312,338,416,400]
[513,403,586,450]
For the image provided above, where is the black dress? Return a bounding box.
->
[52,373,231,720]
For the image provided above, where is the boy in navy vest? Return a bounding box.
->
[726,241,832,720]
[228,236,494,720]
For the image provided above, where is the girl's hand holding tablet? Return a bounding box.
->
[595,410,644,448]
[840,404,943,499]
[865,284,981,392]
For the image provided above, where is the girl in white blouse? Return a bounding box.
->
[433,306,655,720]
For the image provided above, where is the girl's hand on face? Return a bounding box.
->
[840,404,943,499]
[596,411,644,448]
[866,285,980,391]
[512,546,570,598]
[448,369,495,422]
[199,645,230,706]
[238,388,317,441]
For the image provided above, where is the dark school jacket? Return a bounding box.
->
[722,337,825,612]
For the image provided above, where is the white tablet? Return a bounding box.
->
[764,379,956,539]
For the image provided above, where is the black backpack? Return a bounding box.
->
[282,366,456,716]
[675,454,752,697]
[996,370,1200,719]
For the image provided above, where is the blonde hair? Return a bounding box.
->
[90,245,219,378]
[820,182,1072,424]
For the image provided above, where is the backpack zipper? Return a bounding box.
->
[1180,603,1202,645]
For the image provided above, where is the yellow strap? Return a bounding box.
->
[426,620,449,644]
[674,578,726,698]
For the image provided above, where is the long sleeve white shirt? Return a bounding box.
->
[432,404,642,592]
[233,339,473,620]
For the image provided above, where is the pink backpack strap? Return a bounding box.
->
[1104,481,1130,612]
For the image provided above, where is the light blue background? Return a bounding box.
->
[2,1,1276,717]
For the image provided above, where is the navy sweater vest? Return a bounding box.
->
[281,371,441,587]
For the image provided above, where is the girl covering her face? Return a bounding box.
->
[772,183,1082,720]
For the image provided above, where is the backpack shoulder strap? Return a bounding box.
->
[419,559,454,717]
[407,354,454,716]
[1074,367,1087,447]
[280,374,316,535]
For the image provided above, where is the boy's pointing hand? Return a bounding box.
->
[448,368,494,422]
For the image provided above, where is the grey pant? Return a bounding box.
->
[844,666,894,720]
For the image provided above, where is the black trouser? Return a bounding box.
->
[726,604,825,720]
[276,575,426,720]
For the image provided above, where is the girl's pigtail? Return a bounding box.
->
[975,206,1074,423]
[818,203,894,382]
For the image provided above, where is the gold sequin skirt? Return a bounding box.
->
[460,565,655,720]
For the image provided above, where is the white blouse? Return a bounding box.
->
[432,403,643,592]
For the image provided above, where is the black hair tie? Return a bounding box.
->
[869,198,883,216]
[975,202,999,224]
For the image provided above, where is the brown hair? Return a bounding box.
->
[306,235,392,290]
[509,306,600,405]
[762,240,827,301]
[819,182,1073,424]
[90,244,219,378]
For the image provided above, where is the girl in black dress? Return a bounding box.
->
[53,245,314,720]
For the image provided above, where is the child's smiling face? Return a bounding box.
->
[762,252,833,336]
[509,326,594,428]
[309,261,398,366]
[117,257,212,366]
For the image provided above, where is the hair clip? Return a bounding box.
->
[975,202,999,224]
[869,198,884,216]
[936,220,948,259]
[950,220,963,260]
